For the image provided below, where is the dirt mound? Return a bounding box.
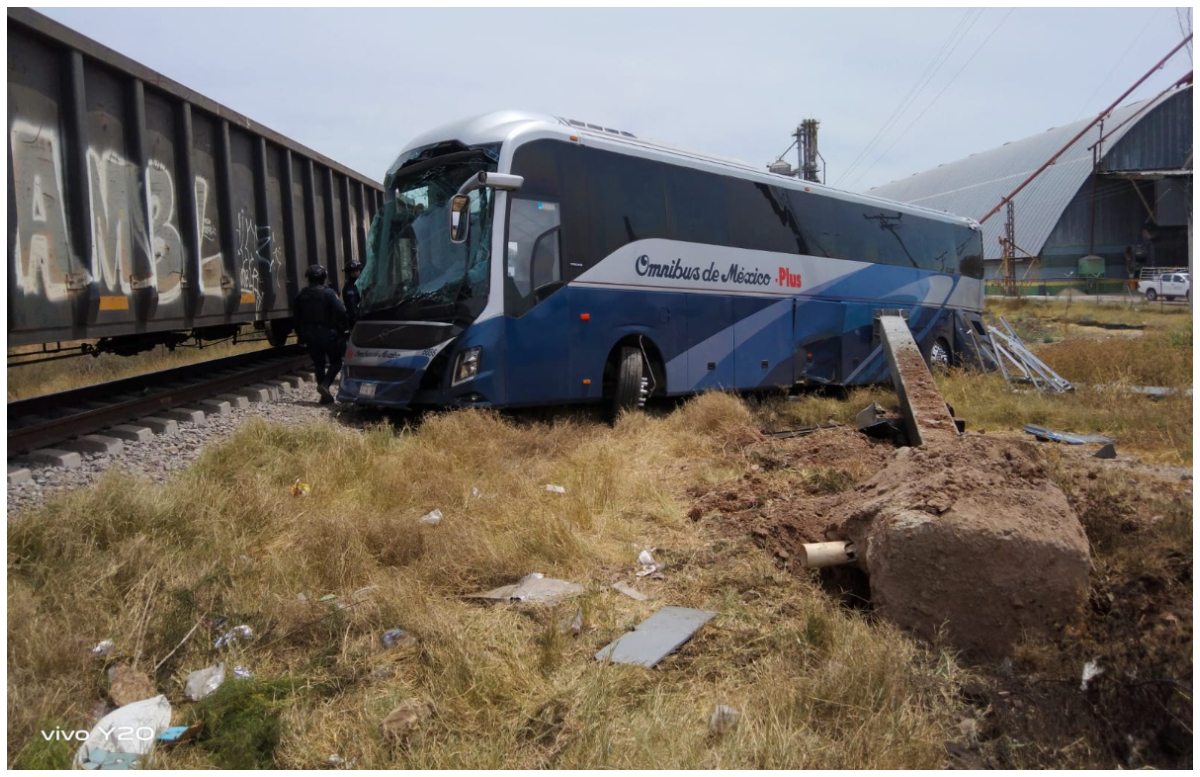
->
[829,435,1091,657]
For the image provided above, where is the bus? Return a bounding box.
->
[339,110,985,414]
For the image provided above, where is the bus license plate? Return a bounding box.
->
[359,383,376,398]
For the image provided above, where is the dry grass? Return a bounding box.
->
[8,395,966,770]
[7,339,272,401]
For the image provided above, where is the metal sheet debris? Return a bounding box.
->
[466,573,583,605]
[613,581,648,601]
[594,606,717,667]
[1023,425,1114,445]
[74,695,171,769]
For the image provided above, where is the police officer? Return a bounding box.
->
[294,264,348,404]
[342,260,363,332]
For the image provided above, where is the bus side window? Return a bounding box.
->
[506,198,563,316]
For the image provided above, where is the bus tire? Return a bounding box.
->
[925,335,953,371]
[612,346,645,415]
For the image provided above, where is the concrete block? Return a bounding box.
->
[28,448,82,468]
[265,378,293,393]
[164,408,206,425]
[197,399,232,416]
[106,425,155,443]
[216,393,251,409]
[139,416,179,435]
[278,374,306,389]
[234,386,272,403]
[247,383,280,400]
[8,466,32,485]
[61,435,124,455]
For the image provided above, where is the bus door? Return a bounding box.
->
[503,197,569,405]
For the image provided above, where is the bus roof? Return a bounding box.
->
[390,110,979,229]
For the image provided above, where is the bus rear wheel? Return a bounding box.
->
[926,336,953,372]
[611,346,647,416]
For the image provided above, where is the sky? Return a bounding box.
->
[37,7,1194,194]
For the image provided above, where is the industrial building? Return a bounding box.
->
[868,83,1192,293]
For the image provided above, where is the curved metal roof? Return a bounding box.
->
[867,85,1191,260]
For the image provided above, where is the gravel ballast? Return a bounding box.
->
[7,380,371,515]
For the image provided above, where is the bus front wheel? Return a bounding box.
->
[612,346,646,415]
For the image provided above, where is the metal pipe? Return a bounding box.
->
[981,33,1192,224]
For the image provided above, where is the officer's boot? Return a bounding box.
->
[317,378,334,404]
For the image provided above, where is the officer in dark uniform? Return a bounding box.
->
[293,264,348,404]
[342,260,363,332]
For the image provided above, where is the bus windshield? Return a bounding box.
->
[359,154,497,320]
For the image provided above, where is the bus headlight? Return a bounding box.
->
[452,346,482,386]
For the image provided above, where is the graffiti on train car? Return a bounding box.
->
[10,119,285,314]
[235,209,280,314]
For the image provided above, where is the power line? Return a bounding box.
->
[846,7,1017,191]
[834,8,983,186]
[1073,12,1159,119]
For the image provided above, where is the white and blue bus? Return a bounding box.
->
[340,111,985,413]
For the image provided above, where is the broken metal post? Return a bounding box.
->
[876,313,960,446]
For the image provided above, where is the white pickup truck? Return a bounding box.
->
[1137,270,1190,302]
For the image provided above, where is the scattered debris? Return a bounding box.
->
[763,426,821,439]
[987,320,1074,393]
[157,722,203,747]
[108,665,156,706]
[612,581,648,601]
[381,628,417,649]
[1094,443,1118,459]
[472,487,482,498]
[1081,660,1103,691]
[559,607,584,636]
[709,704,740,735]
[185,663,226,701]
[418,508,443,525]
[214,624,253,649]
[1023,425,1114,445]
[91,639,116,658]
[856,401,905,442]
[232,665,254,680]
[594,606,717,667]
[291,478,311,497]
[636,548,662,577]
[74,694,171,769]
[466,573,584,606]
[381,700,431,743]
[297,592,308,602]
[544,484,566,494]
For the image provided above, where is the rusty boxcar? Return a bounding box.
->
[7,8,383,355]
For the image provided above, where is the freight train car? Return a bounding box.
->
[7,8,383,358]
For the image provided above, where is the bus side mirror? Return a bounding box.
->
[449,195,470,243]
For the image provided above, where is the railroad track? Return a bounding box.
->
[8,346,311,458]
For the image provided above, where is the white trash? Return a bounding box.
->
[419,509,443,525]
[214,624,253,649]
[545,484,566,494]
[709,704,740,735]
[185,663,226,701]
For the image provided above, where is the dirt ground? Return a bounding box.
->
[688,425,1193,769]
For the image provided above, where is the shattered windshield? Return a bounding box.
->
[359,151,498,319]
